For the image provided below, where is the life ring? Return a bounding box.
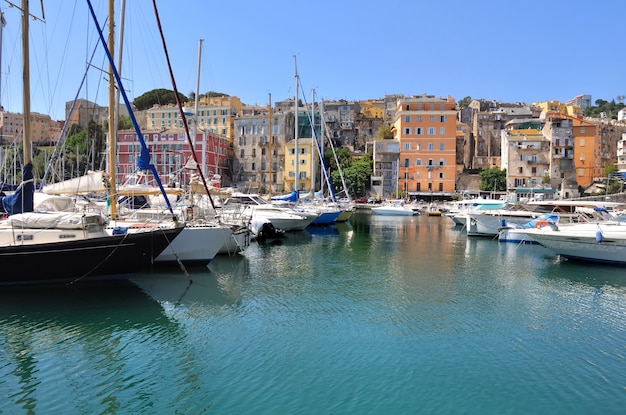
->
[535,220,548,228]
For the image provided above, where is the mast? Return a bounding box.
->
[193,38,203,175]
[310,88,315,194]
[106,0,117,218]
[268,92,272,194]
[293,55,299,193]
[113,0,126,149]
[21,0,31,166]
[0,8,5,112]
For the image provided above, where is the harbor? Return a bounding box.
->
[2,212,625,414]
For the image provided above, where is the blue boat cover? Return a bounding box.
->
[0,163,34,215]
[271,190,298,202]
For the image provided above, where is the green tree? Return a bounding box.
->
[133,88,189,111]
[458,96,472,108]
[604,163,617,176]
[583,98,622,119]
[374,124,394,140]
[479,167,507,191]
[325,151,372,197]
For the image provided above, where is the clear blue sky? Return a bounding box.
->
[1,0,624,121]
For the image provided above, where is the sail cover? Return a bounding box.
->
[42,170,107,195]
[0,163,34,215]
[271,190,298,202]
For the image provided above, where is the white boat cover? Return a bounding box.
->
[6,211,107,229]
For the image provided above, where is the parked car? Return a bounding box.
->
[353,198,369,204]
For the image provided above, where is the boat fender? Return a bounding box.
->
[112,226,128,235]
[596,230,603,243]
[500,219,506,227]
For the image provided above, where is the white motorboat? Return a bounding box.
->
[219,193,316,231]
[371,200,419,216]
[444,198,506,226]
[515,220,626,264]
[467,200,625,237]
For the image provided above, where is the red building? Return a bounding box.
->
[116,128,232,187]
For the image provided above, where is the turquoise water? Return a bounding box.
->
[1,213,626,414]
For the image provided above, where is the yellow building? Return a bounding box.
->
[393,95,458,197]
[284,137,313,192]
[145,95,242,141]
[0,110,55,143]
[358,99,385,119]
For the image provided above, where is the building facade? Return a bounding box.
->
[393,95,457,198]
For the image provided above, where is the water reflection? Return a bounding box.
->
[0,282,187,414]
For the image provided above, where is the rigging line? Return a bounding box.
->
[150,0,216,212]
[85,0,175,217]
[40,32,103,187]
[297,87,337,201]
[68,227,131,286]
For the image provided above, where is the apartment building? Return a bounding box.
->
[372,138,400,197]
[501,118,550,189]
[393,95,457,198]
[468,100,533,170]
[541,109,578,198]
[232,104,290,194]
[115,126,232,187]
[572,118,603,187]
[0,110,55,144]
[618,133,626,173]
[144,95,242,140]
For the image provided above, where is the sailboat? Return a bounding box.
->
[39,3,237,266]
[0,0,183,285]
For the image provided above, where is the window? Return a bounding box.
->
[417,143,421,150]
[440,127,445,135]
[438,158,445,166]
[403,158,409,167]
[417,115,422,122]
[415,158,422,166]
[439,142,444,150]
[438,172,444,179]
[240,149,244,157]
[439,183,443,191]
[404,128,411,135]
[427,143,434,150]
[579,138,585,146]
[403,143,411,150]
[251,162,256,170]
[428,158,434,166]
[580,153,585,160]
[427,128,436,135]
[416,127,423,135]
[439,115,447,122]
[404,115,411,122]
[429,115,435,122]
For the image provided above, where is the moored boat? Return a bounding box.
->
[371,200,419,216]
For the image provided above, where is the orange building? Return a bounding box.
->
[392,95,457,198]
[572,117,603,187]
